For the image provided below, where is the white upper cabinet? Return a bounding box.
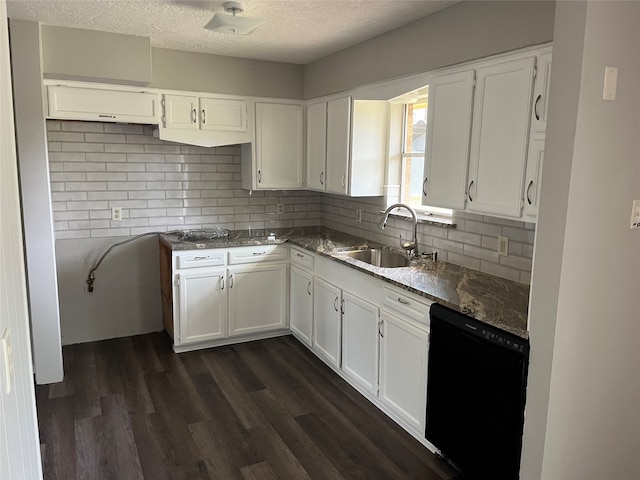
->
[306,102,328,191]
[467,56,536,218]
[523,138,544,218]
[326,97,352,195]
[422,70,475,210]
[524,48,552,220]
[200,97,247,132]
[164,94,199,130]
[160,92,250,147]
[164,93,248,132]
[242,101,304,190]
[47,84,159,123]
[530,50,552,137]
[323,97,388,197]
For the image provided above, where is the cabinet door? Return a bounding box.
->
[255,102,304,189]
[523,138,544,218]
[312,277,342,368]
[164,94,199,130]
[341,292,379,395]
[531,50,552,136]
[177,269,227,345]
[290,266,313,346]
[200,97,247,132]
[228,262,287,336]
[422,70,475,210]
[467,57,535,217]
[326,97,351,195]
[47,86,159,123]
[379,310,429,433]
[306,102,327,191]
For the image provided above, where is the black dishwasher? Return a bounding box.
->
[426,303,530,480]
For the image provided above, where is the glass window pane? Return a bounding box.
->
[403,100,428,155]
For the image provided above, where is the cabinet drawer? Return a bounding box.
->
[382,287,432,327]
[228,245,287,264]
[290,246,315,271]
[176,250,226,269]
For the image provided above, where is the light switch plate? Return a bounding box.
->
[603,66,618,101]
[630,200,640,229]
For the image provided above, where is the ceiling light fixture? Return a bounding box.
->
[204,1,265,36]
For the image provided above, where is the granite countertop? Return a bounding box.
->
[160,227,530,338]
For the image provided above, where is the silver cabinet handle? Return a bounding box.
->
[258,170,262,183]
[340,299,345,315]
[526,180,534,205]
[397,297,410,305]
[320,172,324,185]
[229,274,234,288]
[378,319,384,338]
[341,173,346,188]
[334,296,339,312]
[193,256,208,260]
[98,114,116,119]
[252,252,265,256]
[534,94,542,121]
[201,108,206,124]
[422,177,428,196]
[296,253,304,258]
[307,281,311,296]
[468,180,475,202]
[191,108,197,124]
[220,276,225,290]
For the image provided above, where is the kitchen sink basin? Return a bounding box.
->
[345,249,411,268]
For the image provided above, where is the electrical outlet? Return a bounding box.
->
[356,209,363,223]
[112,207,122,221]
[276,203,285,215]
[630,200,640,229]
[497,236,509,256]
[2,328,13,394]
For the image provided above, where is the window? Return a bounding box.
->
[400,90,452,217]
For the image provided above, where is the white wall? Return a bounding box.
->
[0,2,43,477]
[41,25,152,85]
[10,19,63,384]
[522,1,640,478]
[304,0,555,99]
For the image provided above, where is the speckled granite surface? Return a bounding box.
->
[160,226,529,338]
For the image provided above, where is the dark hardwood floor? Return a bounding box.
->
[36,333,458,480]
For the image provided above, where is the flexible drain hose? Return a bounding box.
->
[86,230,183,293]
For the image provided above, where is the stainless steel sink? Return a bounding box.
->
[345,249,411,268]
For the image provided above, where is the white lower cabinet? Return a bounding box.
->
[379,309,429,433]
[228,262,287,336]
[312,277,342,368]
[166,245,288,352]
[341,292,380,395]
[177,268,227,344]
[290,265,313,346]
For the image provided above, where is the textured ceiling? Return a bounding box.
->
[6,0,457,64]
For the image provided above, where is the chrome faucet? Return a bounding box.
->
[378,203,419,257]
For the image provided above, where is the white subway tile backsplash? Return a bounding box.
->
[46,120,530,284]
[61,121,103,133]
[84,133,126,143]
[104,124,144,135]
[105,144,145,153]
[61,142,104,152]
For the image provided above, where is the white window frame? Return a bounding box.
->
[400,101,452,218]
